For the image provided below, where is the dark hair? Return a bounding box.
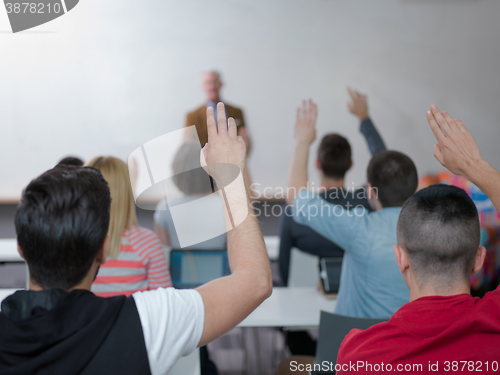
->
[317,134,352,179]
[397,184,480,283]
[15,166,111,290]
[56,156,84,167]
[172,142,213,195]
[366,150,418,207]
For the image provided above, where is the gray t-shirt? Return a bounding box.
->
[154,195,227,249]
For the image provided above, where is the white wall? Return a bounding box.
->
[1,0,500,199]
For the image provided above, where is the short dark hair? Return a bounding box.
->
[397,184,480,283]
[15,166,111,290]
[56,156,84,167]
[367,150,418,207]
[317,134,352,179]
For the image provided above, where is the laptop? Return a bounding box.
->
[319,257,343,295]
[169,249,230,289]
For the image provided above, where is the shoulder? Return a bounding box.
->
[338,321,393,362]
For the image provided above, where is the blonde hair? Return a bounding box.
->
[86,156,138,259]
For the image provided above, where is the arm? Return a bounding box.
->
[196,103,272,347]
[292,190,363,251]
[427,104,500,212]
[347,87,386,155]
[286,99,317,205]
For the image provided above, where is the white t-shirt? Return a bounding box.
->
[132,288,205,375]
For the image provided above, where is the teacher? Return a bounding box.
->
[185,71,249,148]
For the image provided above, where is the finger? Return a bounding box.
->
[296,107,301,124]
[441,111,459,132]
[430,104,452,135]
[228,117,237,139]
[427,109,446,144]
[433,143,445,166]
[311,101,318,123]
[207,107,217,138]
[217,102,228,134]
[200,144,208,167]
[454,119,468,133]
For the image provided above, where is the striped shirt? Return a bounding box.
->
[92,226,172,297]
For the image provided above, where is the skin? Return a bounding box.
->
[21,103,272,349]
[202,72,222,103]
[286,89,383,210]
[393,244,486,302]
[391,102,500,303]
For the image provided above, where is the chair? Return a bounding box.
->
[311,311,388,374]
[169,348,200,375]
[288,247,319,287]
[0,239,28,289]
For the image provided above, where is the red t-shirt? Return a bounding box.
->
[337,287,500,374]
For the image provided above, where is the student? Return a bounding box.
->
[335,105,500,374]
[279,88,386,286]
[154,142,227,249]
[288,99,418,318]
[56,155,84,167]
[0,103,272,375]
[85,156,172,297]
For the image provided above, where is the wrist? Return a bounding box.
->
[358,115,369,122]
[295,140,312,150]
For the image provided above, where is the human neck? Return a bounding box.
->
[409,280,471,302]
[28,264,98,292]
[320,176,344,190]
[207,97,220,104]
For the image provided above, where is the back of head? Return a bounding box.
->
[15,166,111,290]
[56,156,84,167]
[367,150,418,207]
[397,184,480,285]
[172,142,213,195]
[317,134,352,179]
[86,156,137,259]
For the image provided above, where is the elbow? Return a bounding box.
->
[256,271,273,302]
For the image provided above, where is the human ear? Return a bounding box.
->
[393,245,409,274]
[471,246,486,274]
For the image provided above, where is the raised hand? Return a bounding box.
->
[294,99,317,146]
[201,103,247,185]
[347,87,369,121]
[426,104,483,177]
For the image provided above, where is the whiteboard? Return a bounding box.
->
[1,0,500,200]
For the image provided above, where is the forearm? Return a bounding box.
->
[360,117,386,155]
[286,143,310,205]
[464,159,500,213]
[219,171,271,288]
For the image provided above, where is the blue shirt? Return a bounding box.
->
[292,190,409,318]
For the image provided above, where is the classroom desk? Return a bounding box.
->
[238,287,336,328]
[264,236,279,261]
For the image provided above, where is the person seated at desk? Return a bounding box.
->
[336,105,500,374]
[86,156,172,297]
[154,142,227,250]
[288,99,418,318]
[279,88,386,286]
[0,103,272,375]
